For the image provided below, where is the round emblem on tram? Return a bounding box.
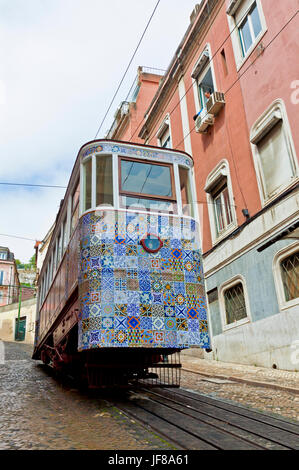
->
[140,233,163,253]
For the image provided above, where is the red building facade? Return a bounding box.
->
[108,0,299,369]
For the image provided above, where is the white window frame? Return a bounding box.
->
[250,99,298,206]
[156,114,173,149]
[192,44,217,117]
[0,252,6,260]
[227,0,267,70]
[273,241,299,311]
[205,160,237,245]
[219,275,251,331]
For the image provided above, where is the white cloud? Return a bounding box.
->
[0,0,198,260]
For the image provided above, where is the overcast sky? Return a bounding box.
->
[0,0,198,262]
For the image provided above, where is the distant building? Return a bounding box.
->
[36,223,54,281]
[0,246,20,306]
[106,66,164,143]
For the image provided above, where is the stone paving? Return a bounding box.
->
[0,341,175,450]
[181,355,299,390]
[1,341,298,450]
[180,356,299,423]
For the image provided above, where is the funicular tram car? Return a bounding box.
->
[33,140,211,388]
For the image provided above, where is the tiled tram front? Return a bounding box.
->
[78,142,210,360]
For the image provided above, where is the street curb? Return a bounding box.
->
[181,367,299,395]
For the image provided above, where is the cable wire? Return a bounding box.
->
[0,182,66,189]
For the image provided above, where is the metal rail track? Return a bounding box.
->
[115,387,299,450]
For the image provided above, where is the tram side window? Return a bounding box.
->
[71,181,80,235]
[96,155,113,206]
[119,158,176,213]
[83,159,92,212]
[57,232,62,266]
[62,216,68,252]
[179,167,193,217]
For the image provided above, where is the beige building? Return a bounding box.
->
[0,298,36,344]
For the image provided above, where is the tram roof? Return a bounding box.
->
[77,139,194,167]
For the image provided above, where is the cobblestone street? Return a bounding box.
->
[180,356,299,423]
[0,342,175,450]
[1,341,298,450]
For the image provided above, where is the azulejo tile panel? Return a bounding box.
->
[81,142,192,168]
[78,210,210,351]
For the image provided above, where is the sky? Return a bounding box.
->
[0,0,200,262]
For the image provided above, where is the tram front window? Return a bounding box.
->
[179,166,194,217]
[83,159,92,211]
[96,154,113,206]
[120,158,176,212]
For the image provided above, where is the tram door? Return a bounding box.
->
[15,316,26,341]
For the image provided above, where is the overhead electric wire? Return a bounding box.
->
[0,182,66,189]
[93,0,161,140]
[0,233,37,242]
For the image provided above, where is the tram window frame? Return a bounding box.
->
[96,154,113,207]
[71,180,80,235]
[179,166,194,217]
[82,158,92,212]
[118,156,176,213]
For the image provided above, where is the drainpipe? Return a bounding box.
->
[16,285,22,341]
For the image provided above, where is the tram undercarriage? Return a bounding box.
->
[39,326,181,389]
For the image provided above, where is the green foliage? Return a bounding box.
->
[17,254,36,270]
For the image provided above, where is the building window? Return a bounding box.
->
[280,251,299,302]
[274,243,299,310]
[157,115,172,149]
[220,276,250,329]
[224,282,247,324]
[212,182,233,236]
[0,252,7,260]
[192,46,216,115]
[160,127,171,148]
[197,64,215,109]
[205,160,237,244]
[238,1,262,56]
[250,100,298,205]
[0,271,3,285]
[227,0,266,68]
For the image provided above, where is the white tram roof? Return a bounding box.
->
[78,139,194,169]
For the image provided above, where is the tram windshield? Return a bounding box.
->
[82,151,193,215]
[119,158,175,212]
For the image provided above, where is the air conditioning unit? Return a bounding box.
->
[206,92,225,116]
[195,113,214,133]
